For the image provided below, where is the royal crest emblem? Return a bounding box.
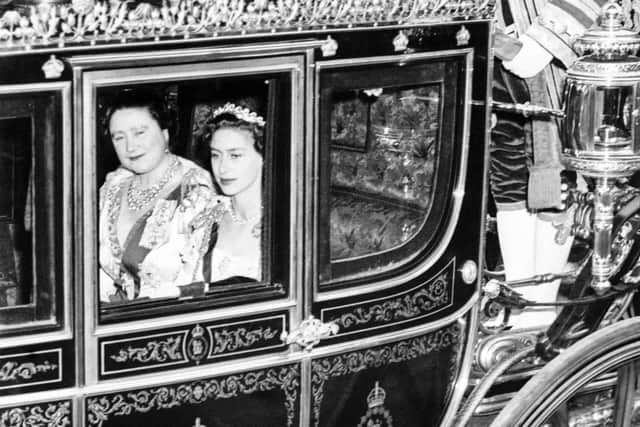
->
[357,381,394,427]
[186,324,210,363]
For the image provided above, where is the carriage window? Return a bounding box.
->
[94,67,292,320]
[0,91,66,333]
[318,55,467,286]
[0,117,32,310]
[329,85,439,258]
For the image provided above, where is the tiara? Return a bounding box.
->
[212,103,266,127]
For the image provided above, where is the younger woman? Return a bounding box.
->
[199,102,265,284]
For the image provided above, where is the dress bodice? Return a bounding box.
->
[208,246,261,283]
[98,157,214,302]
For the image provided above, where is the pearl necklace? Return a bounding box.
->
[228,203,262,238]
[126,155,179,211]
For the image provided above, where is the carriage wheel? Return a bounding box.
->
[490,317,640,427]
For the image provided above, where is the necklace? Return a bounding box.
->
[126,155,180,211]
[228,203,262,238]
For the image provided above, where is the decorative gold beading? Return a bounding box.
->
[0,0,495,52]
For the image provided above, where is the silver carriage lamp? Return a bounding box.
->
[562,1,640,293]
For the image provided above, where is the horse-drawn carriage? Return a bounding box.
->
[0,0,639,425]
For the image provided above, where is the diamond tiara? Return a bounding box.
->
[212,103,266,127]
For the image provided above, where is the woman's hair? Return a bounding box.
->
[105,88,172,133]
[206,103,265,155]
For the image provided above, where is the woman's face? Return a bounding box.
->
[109,107,169,175]
[210,127,263,197]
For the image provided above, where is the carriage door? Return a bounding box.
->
[299,28,490,427]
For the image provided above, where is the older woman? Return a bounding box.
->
[99,89,214,303]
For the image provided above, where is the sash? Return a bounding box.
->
[121,185,182,298]
[202,222,219,284]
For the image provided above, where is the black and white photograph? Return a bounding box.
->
[3,0,640,426]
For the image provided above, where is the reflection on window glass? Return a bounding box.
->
[98,86,266,307]
[595,86,633,150]
[0,117,33,310]
[329,85,440,260]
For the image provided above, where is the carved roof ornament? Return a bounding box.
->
[320,35,337,57]
[42,54,64,78]
[0,0,496,52]
[392,29,408,52]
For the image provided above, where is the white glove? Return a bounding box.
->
[502,35,553,78]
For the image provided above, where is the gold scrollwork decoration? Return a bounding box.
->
[0,0,495,51]
[210,327,279,355]
[329,273,450,329]
[310,323,461,426]
[475,330,538,373]
[0,360,58,382]
[0,401,71,427]
[110,336,184,364]
[86,365,299,427]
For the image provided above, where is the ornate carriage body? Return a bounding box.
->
[0,0,545,425]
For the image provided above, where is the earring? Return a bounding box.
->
[164,148,170,153]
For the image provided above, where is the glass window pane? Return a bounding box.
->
[318,56,466,285]
[0,91,64,332]
[94,67,293,320]
[98,84,267,305]
[0,117,33,310]
[330,85,439,260]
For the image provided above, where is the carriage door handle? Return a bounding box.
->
[281,315,339,351]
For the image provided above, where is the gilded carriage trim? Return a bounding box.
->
[310,323,461,426]
[101,331,190,375]
[444,319,466,407]
[474,329,540,374]
[86,364,299,427]
[0,400,71,427]
[108,335,184,364]
[0,0,495,52]
[0,349,62,390]
[322,259,454,335]
[204,315,286,360]
[0,360,57,381]
[209,326,279,356]
[100,314,286,376]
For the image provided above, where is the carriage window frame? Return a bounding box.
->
[76,55,304,324]
[315,51,472,291]
[0,83,72,339]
